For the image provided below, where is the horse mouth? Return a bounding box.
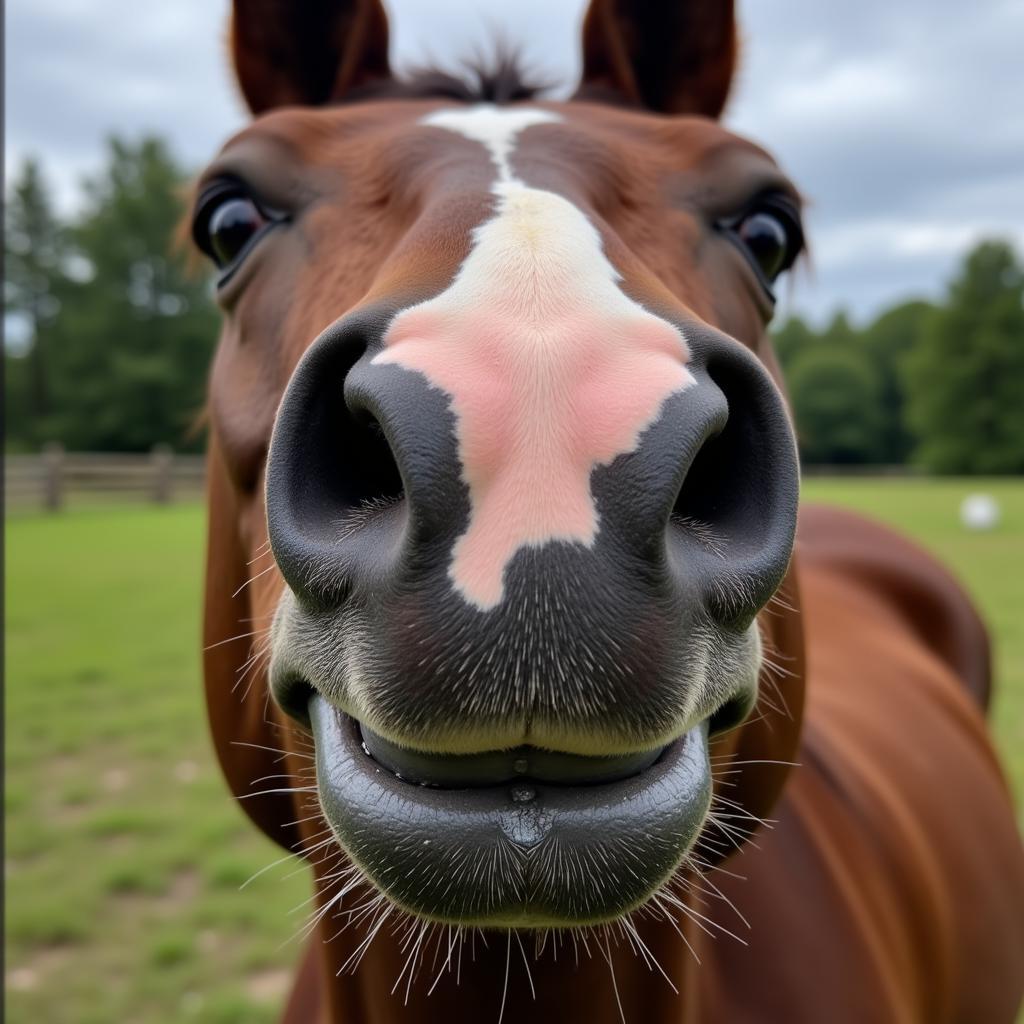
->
[308,694,712,926]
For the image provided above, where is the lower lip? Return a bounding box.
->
[308,696,712,925]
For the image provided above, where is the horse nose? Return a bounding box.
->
[266,306,798,637]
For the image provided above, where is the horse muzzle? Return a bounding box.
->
[265,305,798,925]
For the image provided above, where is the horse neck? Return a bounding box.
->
[313,902,709,1023]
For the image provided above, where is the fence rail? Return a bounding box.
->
[5,446,206,510]
[5,448,923,512]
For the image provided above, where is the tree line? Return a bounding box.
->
[775,240,1024,473]
[5,138,217,454]
[5,136,1024,473]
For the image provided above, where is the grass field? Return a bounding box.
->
[5,479,1023,1023]
[5,503,307,1023]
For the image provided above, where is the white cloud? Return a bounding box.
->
[769,59,919,121]
[815,217,1024,267]
[5,0,1023,324]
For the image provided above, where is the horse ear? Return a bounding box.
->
[231,0,391,115]
[575,0,737,117]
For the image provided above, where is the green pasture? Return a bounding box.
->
[5,479,1024,1023]
[5,503,308,1023]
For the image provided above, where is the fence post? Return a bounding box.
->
[151,444,173,504]
[42,442,65,511]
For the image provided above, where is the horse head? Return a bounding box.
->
[199,0,806,948]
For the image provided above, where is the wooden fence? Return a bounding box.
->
[4,448,919,512]
[4,446,206,511]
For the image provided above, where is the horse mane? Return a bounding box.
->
[349,45,550,104]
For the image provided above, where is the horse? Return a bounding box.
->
[194,1,1024,1021]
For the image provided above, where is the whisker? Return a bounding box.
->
[230,739,314,761]
[497,931,512,1024]
[239,785,317,799]
[231,562,277,599]
[204,626,271,652]
[599,928,626,1024]
[513,930,536,1000]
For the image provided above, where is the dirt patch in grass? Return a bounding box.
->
[245,966,294,1004]
[111,867,202,917]
[6,944,73,993]
[160,868,202,913]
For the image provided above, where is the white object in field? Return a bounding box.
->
[960,493,1000,531]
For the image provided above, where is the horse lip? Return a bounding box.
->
[308,695,713,925]
[358,721,668,788]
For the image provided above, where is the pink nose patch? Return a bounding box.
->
[373,108,694,610]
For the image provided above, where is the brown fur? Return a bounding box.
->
[197,2,1024,1020]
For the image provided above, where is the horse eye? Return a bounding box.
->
[207,197,267,267]
[737,211,789,280]
[726,198,803,291]
[192,182,282,277]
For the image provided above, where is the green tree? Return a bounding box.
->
[786,345,884,465]
[772,314,817,371]
[819,309,858,350]
[775,310,887,464]
[4,158,67,445]
[859,299,937,463]
[905,240,1024,473]
[48,136,219,451]
[8,137,220,453]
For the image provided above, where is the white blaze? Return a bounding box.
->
[372,106,695,610]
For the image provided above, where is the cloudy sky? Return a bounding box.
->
[7,0,1024,325]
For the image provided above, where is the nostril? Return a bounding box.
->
[672,428,730,537]
[670,349,799,628]
[273,368,405,536]
[270,396,405,603]
[341,409,405,524]
[266,315,410,607]
[672,358,764,541]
